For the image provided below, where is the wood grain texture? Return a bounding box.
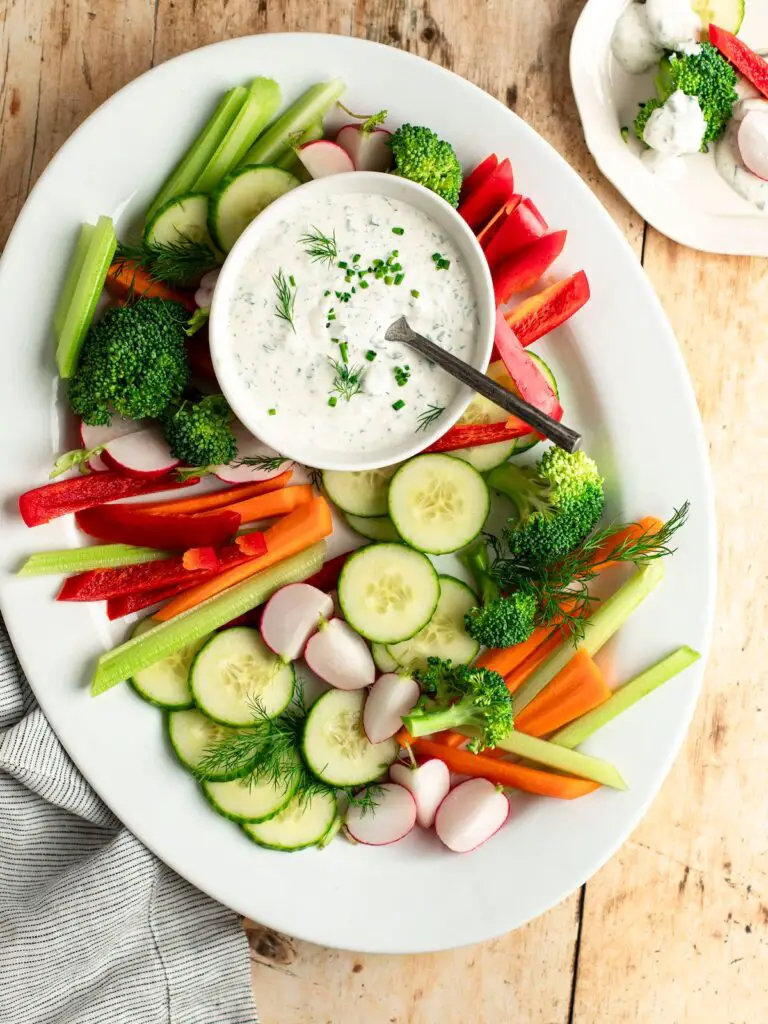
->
[1,2,765,1022]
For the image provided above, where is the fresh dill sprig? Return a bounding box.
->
[328,358,364,402]
[346,784,385,818]
[113,236,220,286]
[299,227,338,266]
[337,102,388,133]
[416,403,445,432]
[273,269,297,332]
[306,467,323,490]
[232,453,289,473]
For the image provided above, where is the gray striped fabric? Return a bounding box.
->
[0,622,258,1024]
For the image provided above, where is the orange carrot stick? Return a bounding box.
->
[153,496,333,621]
[476,624,553,677]
[432,730,465,748]
[105,261,196,310]
[207,484,313,525]
[592,516,664,568]
[504,629,568,693]
[514,649,611,737]
[134,472,293,516]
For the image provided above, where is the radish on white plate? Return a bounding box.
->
[215,420,292,483]
[336,124,393,172]
[194,268,220,309]
[80,416,140,472]
[100,426,179,478]
[389,759,450,829]
[297,140,355,179]
[738,110,768,181]
[344,783,416,845]
[363,672,420,743]
[260,583,334,662]
[304,618,375,690]
[434,778,510,853]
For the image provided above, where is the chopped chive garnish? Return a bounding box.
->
[288,275,296,287]
[351,287,356,293]
[392,226,404,235]
[391,263,402,272]
[365,350,377,361]
[328,396,337,407]
[360,280,369,289]
[338,260,348,269]
[410,289,420,298]
[392,399,405,411]
[393,365,410,387]
[391,250,399,257]
[384,275,393,285]
[352,253,361,263]
[324,289,331,297]
[339,341,349,363]
[331,337,340,343]
[373,259,383,267]
[268,408,277,416]
[432,252,441,261]
[394,273,405,286]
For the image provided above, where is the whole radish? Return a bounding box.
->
[335,106,393,172]
[434,778,510,853]
[345,783,416,845]
[260,583,334,662]
[363,673,420,743]
[304,617,375,690]
[389,759,450,829]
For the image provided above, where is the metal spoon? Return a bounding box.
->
[384,317,582,453]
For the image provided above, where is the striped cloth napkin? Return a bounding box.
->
[0,622,258,1024]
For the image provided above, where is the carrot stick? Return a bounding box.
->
[504,629,568,693]
[592,516,663,568]
[153,496,333,620]
[105,261,196,310]
[207,484,313,525]
[514,649,611,737]
[476,624,554,677]
[134,472,292,516]
[432,730,465,748]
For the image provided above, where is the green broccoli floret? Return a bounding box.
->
[460,539,536,649]
[402,657,514,752]
[487,448,604,568]
[69,298,189,426]
[633,98,664,143]
[162,395,237,470]
[389,124,463,207]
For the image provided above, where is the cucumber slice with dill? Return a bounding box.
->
[144,192,213,249]
[372,643,399,673]
[302,689,397,788]
[168,708,250,781]
[242,788,338,851]
[17,544,169,576]
[208,165,300,252]
[203,769,297,823]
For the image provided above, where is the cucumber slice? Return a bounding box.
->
[145,192,213,249]
[372,643,398,673]
[194,78,282,194]
[387,575,479,672]
[242,788,337,851]
[190,627,295,726]
[208,165,300,253]
[239,78,346,168]
[344,512,400,542]
[337,543,440,644]
[146,86,247,221]
[302,689,397,787]
[54,215,117,379]
[130,618,208,709]
[695,0,744,34]
[322,465,398,517]
[203,769,297,823]
[167,708,250,781]
[388,455,489,555]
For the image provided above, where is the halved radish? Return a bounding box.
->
[80,415,141,471]
[215,421,293,483]
[335,124,393,172]
[100,426,179,478]
[345,783,416,845]
[434,778,510,853]
[304,618,375,690]
[260,583,334,662]
[297,140,354,179]
[363,673,420,743]
[389,759,450,829]
[194,268,220,309]
[738,110,768,180]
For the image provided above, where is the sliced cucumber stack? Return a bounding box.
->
[344,512,400,542]
[203,770,297,823]
[190,627,294,726]
[388,454,489,555]
[372,643,399,673]
[242,789,338,851]
[322,465,398,517]
[144,192,214,250]
[387,575,479,672]
[208,165,300,252]
[167,708,249,781]
[338,543,440,644]
[302,689,397,787]
[130,618,208,709]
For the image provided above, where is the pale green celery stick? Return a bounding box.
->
[53,223,93,338]
[514,561,666,713]
[194,78,281,193]
[18,545,170,576]
[239,78,345,168]
[146,86,247,221]
[551,646,700,750]
[91,543,326,695]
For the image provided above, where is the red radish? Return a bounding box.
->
[259,583,334,662]
[344,783,416,845]
[738,110,768,180]
[100,426,179,479]
[215,421,293,483]
[80,416,140,472]
[194,268,220,309]
[363,673,420,743]
[434,778,510,853]
[304,618,375,690]
[335,124,393,172]
[297,140,355,178]
[389,759,450,829]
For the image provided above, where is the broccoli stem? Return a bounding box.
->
[402,701,473,739]
[460,539,499,606]
[486,461,549,521]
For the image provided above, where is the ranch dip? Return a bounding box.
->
[225,191,479,455]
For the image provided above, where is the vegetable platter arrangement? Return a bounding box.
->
[13,68,702,861]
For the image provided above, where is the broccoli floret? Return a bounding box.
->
[402,658,514,752]
[487,448,604,568]
[460,539,536,649]
[389,124,463,207]
[162,395,236,469]
[633,98,664,142]
[69,298,189,426]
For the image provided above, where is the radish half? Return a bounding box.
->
[389,759,451,829]
[434,778,510,853]
[297,140,355,178]
[363,673,420,743]
[335,124,393,172]
[80,416,140,472]
[344,783,416,845]
[100,426,179,478]
[194,268,220,309]
[738,110,768,181]
[215,421,293,483]
[260,583,334,662]
[303,618,375,690]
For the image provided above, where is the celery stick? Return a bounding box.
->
[551,646,700,750]
[239,78,345,168]
[18,545,169,576]
[514,561,666,713]
[91,543,326,695]
[194,78,281,193]
[146,86,247,222]
[53,223,93,338]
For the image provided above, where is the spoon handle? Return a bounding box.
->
[385,317,582,453]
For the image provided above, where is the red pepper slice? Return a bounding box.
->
[426,420,533,453]
[236,531,272,556]
[106,581,198,620]
[505,271,590,347]
[477,197,522,249]
[493,309,563,421]
[57,556,219,602]
[709,24,768,99]
[182,546,220,572]
[492,231,568,306]
[459,154,498,204]
[75,506,240,549]
[18,473,198,528]
[458,158,515,231]
[484,198,549,270]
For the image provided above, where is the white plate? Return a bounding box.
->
[0,33,716,953]
[571,0,768,256]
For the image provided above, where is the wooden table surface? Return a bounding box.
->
[2,2,766,1021]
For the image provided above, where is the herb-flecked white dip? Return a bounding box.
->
[225,191,480,455]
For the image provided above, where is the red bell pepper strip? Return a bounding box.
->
[75,506,240,549]
[493,309,563,421]
[459,154,498,204]
[709,24,768,99]
[477,197,522,249]
[18,473,198,528]
[484,198,549,270]
[426,420,533,453]
[57,556,220,602]
[492,231,568,306]
[458,158,515,231]
[182,547,219,572]
[505,271,591,347]
[106,581,197,620]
